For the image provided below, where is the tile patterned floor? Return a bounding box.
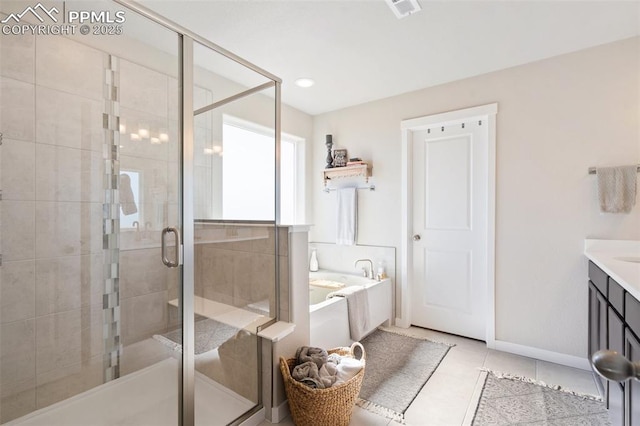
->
[472,374,609,425]
[260,326,600,426]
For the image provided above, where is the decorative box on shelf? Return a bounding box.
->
[323,163,372,187]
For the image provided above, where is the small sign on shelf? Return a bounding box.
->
[333,148,348,167]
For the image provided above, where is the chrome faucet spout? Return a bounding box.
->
[354,259,374,279]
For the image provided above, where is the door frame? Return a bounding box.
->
[399,103,497,347]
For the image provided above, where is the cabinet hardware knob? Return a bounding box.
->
[592,350,640,382]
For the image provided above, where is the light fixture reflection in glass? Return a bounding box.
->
[159,132,169,142]
[130,133,141,141]
[150,137,160,144]
[119,123,126,134]
[213,145,222,153]
[203,148,214,155]
[138,127,149,139]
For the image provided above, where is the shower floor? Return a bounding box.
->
[5,358,255,426]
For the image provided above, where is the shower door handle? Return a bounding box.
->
[161,227,181,268]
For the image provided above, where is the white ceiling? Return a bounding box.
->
[140,0,640,116]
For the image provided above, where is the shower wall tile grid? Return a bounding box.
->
[103,54,122,382]
[0,32,108,423]
[195,226,288,311]
[193,225,290,402]
[117,57,182,347]
[0,31,180,423]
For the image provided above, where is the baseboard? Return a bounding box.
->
[493,340,591,371]
[270,400,290,423]
[392,321,590,370]
[395,317,410,328]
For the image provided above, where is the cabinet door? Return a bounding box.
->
[608,307,625,425]
[589,283,607,357]
[596,289,609,396]
[589,283,598,358]
[598,291,608,353]
[589,283,608,396]
[625,329,640,426]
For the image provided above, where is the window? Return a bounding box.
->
[222,117,304,224]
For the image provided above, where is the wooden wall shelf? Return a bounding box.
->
[323,163,372,187]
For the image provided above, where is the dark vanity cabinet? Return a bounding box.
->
[625,329,640,425]
[588,284,607,391]
[588,261,640,426]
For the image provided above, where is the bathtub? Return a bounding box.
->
[309,271,392,349]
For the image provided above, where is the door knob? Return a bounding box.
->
[413,234,421,241]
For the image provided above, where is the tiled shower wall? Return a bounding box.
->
[118,55,182,347]
[195,225,289,315]
[0,32,179,422]
[193,224,290,403]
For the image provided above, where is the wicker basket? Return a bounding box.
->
[279,343,365,426]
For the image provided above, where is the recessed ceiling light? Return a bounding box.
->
[295,78,315,88]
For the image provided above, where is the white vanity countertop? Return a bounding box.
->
[584,239,640,301]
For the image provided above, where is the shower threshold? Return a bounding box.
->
[4,358,254,426]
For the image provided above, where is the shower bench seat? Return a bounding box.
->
[168,296,294,342]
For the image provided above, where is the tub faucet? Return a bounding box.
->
[354,259,374,279]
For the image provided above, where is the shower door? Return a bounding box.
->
[0,0,281,424]
[0,2,184,424]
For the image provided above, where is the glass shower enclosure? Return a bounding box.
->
[0,0,280,424]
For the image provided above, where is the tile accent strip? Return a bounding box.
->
[103,55,122,382]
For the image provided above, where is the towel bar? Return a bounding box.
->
[323,185,375,193]
[588,165,640,175]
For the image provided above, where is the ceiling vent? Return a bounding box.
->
[385,0,421,19]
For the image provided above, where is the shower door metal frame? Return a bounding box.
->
[180,35,195,426]
[111,1,282,425]
[112,0,280,82]
[192,79,282,336]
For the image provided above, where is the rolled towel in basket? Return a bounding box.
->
[318,364,337,388]
[333,356,363,386]
[291,361,337,389]
[292,361,323,389]
[295,346,328,369]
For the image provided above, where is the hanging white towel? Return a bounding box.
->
[597,165,637,213]
[336,187,357,245]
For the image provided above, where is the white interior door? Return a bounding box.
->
[411,120,488,340]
